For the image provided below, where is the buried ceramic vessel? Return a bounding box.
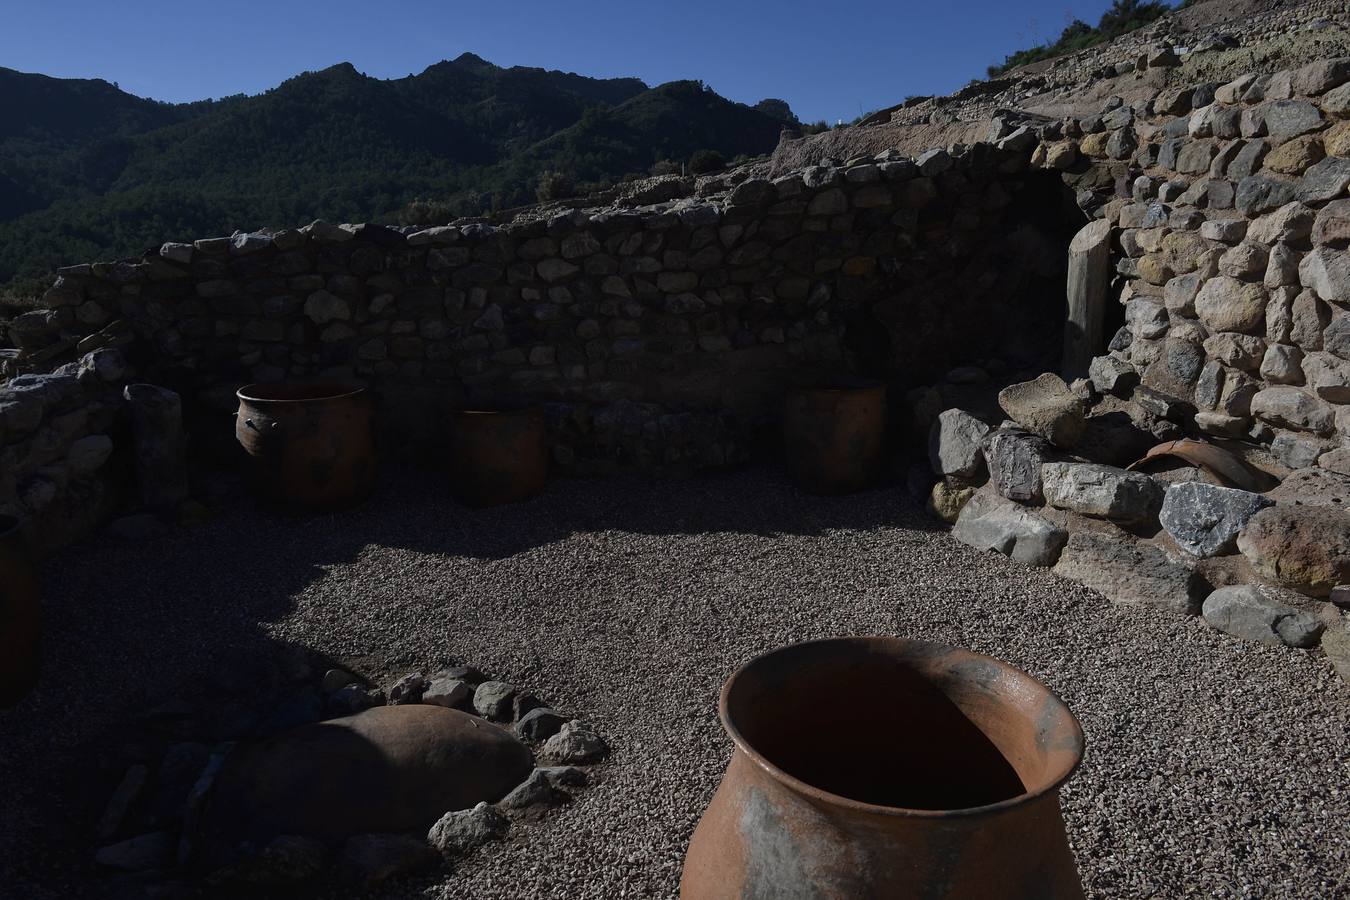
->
[447,407,548,507]
[680,637,1085,899]
[235,381,376,513]
[782,378,886,494]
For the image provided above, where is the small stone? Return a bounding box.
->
[1319,448,1350,476]
[1322,628,1350,684]
[1194,276,1267,334]
[1260,344,1304,384]
[499,768,570,812]
[982,428,1051,503]
[928,409,990,479]
[1202,584,1324,648]
[1041,462,1162,522]
[427,802,510,855]
[343,833,439,886]
[1271,432,1326,470]
[927,480,974,524]
[517,707,568,741]
[303,290,350,324]
[542,720,609,764]
[951,491,1068,568]
[1089,355,1138,396]
[388,672,428,705]
[328,683,384,715]
[422,678,471,709]
[1159,482,1273,558]
[473,681,517,721]
[1250,387,1334,434]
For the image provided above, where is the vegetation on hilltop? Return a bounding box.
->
[987,0,1178,77]
[0,58,796,292]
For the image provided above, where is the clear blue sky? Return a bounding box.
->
[2,1,1141,123]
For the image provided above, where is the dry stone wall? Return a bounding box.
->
[15,144,1069,478]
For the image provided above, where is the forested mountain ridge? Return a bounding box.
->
[0,54,796,291]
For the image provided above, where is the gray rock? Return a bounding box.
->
[1262,100,1323,141]
[422,677,471,709]
[997,373,1085,448]
[321,668,358,693]
[928,409,990,479]
[328,683,385,715]
[1250,387,1334,435]
[1260,344,1304,384]
[1089,355,1138,396]
[499,768,570,812]
[1202,585,1324,648]
[1271,433,1326,470]
[517,707,567,741]
[67,434,114,476]
[1052,528,1208,614]
[380,674,425,708]
[123,384,189,510]
[1299,247,1350,306]
[97,765,149,841]
[951,491,1068,567]
[1041,462,1161,522]
[536,765,588,788]
[1159,482,1273,558]
[94,831,175,870]
[427,801,510,855]
[1296,157,1350,203]
[982,428,1051,503]
[541,720,609,764]
[472,681,517,721]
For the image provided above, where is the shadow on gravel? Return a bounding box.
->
[0,463,936,898]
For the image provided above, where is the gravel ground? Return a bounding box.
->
[1,466,1348,899]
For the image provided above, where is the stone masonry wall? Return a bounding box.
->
[10,143,1070,481]
[1027,55,1350,465]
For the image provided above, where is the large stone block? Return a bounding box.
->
[1159,481,1273,558]
[1052,528,1208,614]
[951,491,1068,567]
[1041,462,1161,522]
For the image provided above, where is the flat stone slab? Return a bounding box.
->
[951,490,1068,567]
[1159,481,1273,558]
[1202,584,1324,648]
[1052,528,1208,614]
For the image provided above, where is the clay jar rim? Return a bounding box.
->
[236,381,368,405]
[718,636,1085,820]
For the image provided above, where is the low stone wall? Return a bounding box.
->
[0,349,131,552]
[11,145,1071,475]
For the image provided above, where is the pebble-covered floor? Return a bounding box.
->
[2,467,1347,899]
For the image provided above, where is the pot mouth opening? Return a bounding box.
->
[237,382,366,404]
[719,637,1084,819]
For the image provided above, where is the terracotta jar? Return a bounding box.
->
[0,515,41,707]
[235,382,376,513]
[782,378,886,494]
[681,637,1085,899]
[447,408,547,507]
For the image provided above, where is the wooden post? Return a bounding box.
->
[1061,218,1113,380]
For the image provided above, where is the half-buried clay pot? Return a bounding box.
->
[201,705,532,846]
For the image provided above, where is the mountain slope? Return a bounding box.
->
[0,56,793,289]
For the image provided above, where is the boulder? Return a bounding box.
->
[997,373,1085,448]
[203,705,533,844]
[983,428,1051,503]
[427,802,510,856]
[1158,482,1273,558]
[1052,527,1208,614]
[951,491,1068,567]
[1041,462,1161,522]
[927,480,974,525]
[473,681,517,721]
[541,721,609,764]
[1201,584,1324,648]
[928,409,989,479]
[1237,505,1350,597]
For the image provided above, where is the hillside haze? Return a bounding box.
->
[0,54,796,289]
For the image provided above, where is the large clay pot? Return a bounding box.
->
[681,637,1085,899]
[235,382,376,513]
[0,515,41,707]
[447,408,547,507]
[782,378,886,494]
